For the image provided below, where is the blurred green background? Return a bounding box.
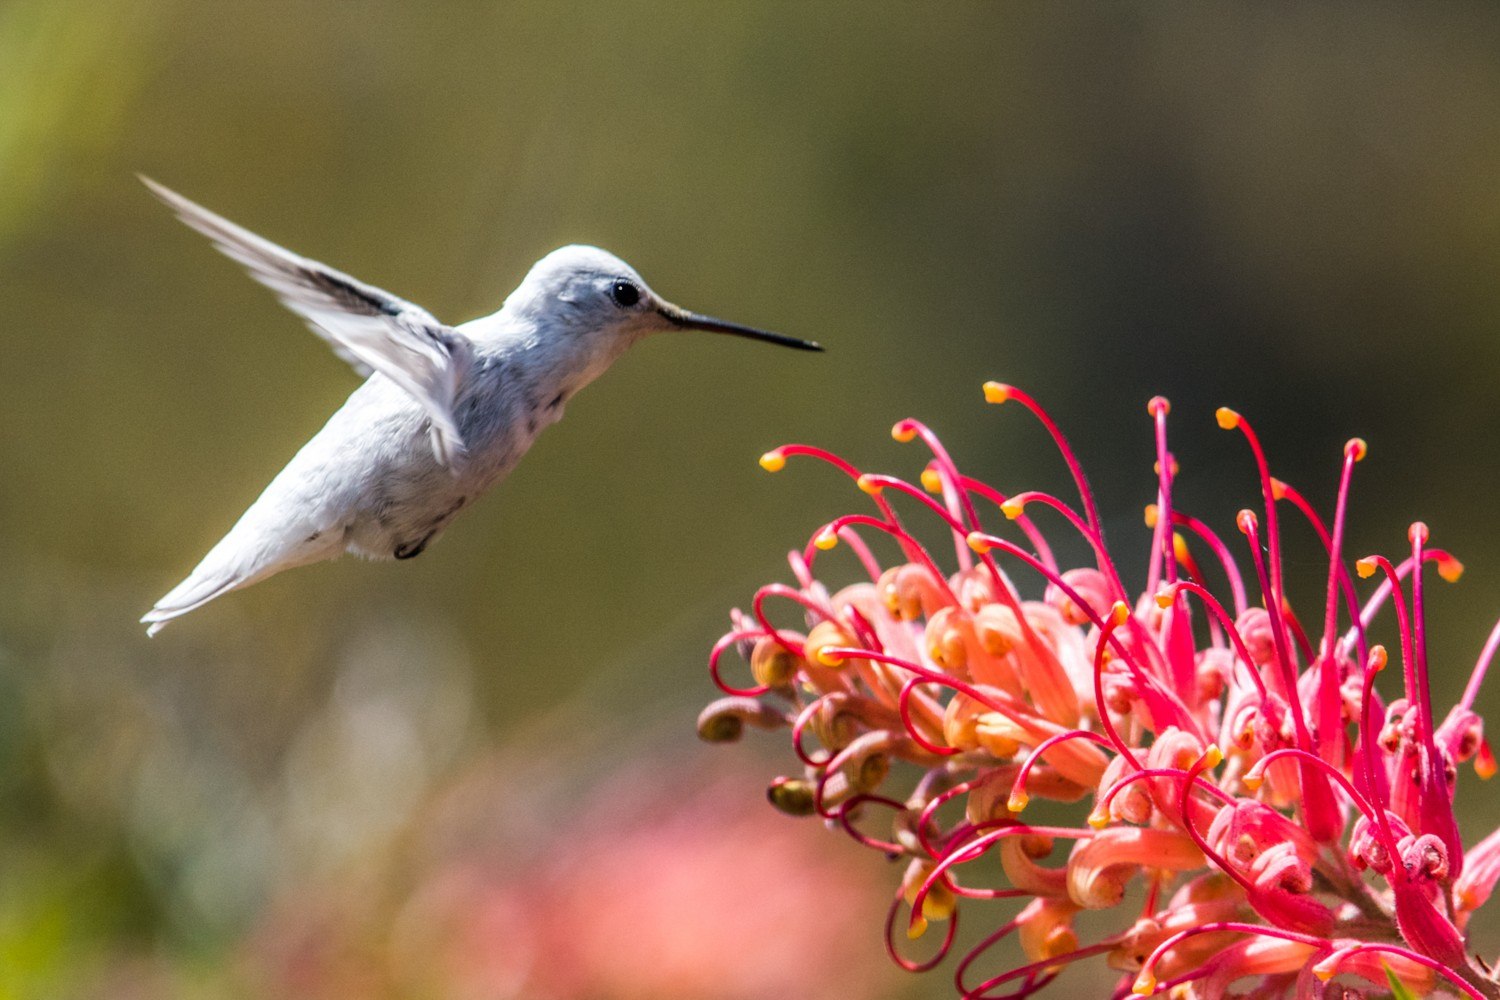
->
[2,3,1500,997]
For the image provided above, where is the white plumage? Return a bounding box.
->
[140,179,820,635]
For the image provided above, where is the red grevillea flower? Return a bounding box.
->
[699,383,1500,999]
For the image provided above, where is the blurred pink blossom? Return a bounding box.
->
[245,753,898,1000]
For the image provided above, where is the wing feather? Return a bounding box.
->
[141,176,471,467]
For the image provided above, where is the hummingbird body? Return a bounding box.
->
[139,181,819,635]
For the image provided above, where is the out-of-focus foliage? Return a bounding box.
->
[1,3,1498,997]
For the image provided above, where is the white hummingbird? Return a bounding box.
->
[139,178,821,636]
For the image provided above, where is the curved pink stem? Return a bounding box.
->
[709,627,777,697]
[1167,581,1269,702]
[1167,510,1248,615]
[1012,729,1113,803]
[883,889,959,972]
[1319,942,1486,1000]
[956,475,1058,573]
[1460,618,1500,713]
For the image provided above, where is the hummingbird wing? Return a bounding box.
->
[141,176,472,468]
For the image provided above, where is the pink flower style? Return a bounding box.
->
[699,383,1500,999]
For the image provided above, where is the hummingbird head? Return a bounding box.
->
[505,245,823,352]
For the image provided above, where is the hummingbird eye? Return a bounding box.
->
[609,279,641,308]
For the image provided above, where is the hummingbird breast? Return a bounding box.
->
[337,346,573,561]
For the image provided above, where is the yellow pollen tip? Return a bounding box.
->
[1087,810,1109,830]
[1477,750,1497,781]
[1242,771,1263,791]
[982,381,1012,405]
[814,529,839,551]
[1154,588,1176,610]
[1215,407,1240,430]
[906,915,928,940]
[1236,510,1257,534]
[1000,498,1026,520]
[1438,557,1465,583]
[1132,971,1157,995]
[814,647,845,668]
[1199,745,1223,769]
[1007,790,1030,814]
[1143,504,1159,528]
[759,451,786,473]
[857,474,884,495]
[1355,557,1378,579]
[1347,437,1368,462]
[1369,644,1388,672]
[967,532,992,554]
[1172,533,1190,565]
[891,423,917,443]
[1109,601,1130,627]
[1147,396,1171,416]
[921,468,943,494]
[1269,478,1287,501]
[1311,961,1336,983]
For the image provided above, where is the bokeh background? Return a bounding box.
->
[2,4,1499,997]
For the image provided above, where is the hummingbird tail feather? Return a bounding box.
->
[141,522,343,635]
[141,573,244,636]
[141,550,268,635]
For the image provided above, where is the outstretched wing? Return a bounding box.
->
[141,176,472,468]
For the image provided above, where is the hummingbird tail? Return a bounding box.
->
[141,519,345,635]
[141,568,248,636]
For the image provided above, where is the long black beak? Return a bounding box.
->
[658,303,823,351]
